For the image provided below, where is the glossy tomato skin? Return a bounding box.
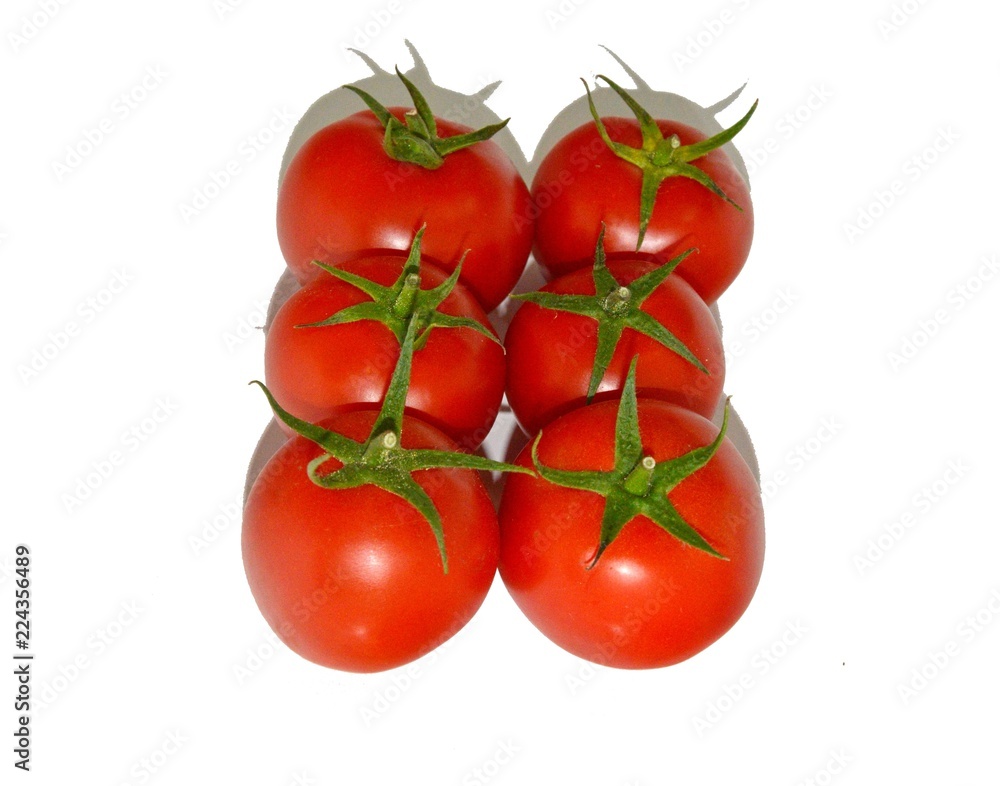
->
[498,400,764,669]
[504,259,725,435]
[243,410,499,673]
[277,109,533,312]
[531,118,753,305]
[264,254,505,451]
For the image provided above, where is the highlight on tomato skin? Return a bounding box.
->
[497,390,765,670]
[242,409,501,673]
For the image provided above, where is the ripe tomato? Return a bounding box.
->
[242,409,500,673]
[505,258,725,435]
[531,96,753,305]
[498,396,764,669]
[277,108,533,312]
[264,253,505,451]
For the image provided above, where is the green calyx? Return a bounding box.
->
[582,74,758,250]
[299,226,499,351]
[251,319,530,574]
[530,356,730,568]
[512,224,707,401]
[344,67,509,169]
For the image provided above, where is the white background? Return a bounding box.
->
[4,0,1000,783]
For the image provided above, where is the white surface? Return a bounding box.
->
[4,1,999,783]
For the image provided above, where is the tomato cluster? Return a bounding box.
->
[242,54,764,674]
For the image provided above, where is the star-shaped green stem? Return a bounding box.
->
[582,74,757,250]
[344,67,509,169]
[297,226,498,351]
[251,319,530,573]
[512,225,707,401]
[530,356,729,568]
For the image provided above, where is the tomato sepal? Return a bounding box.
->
[529,357,728,568]
[582,75,757,249]
[343,67,510,170]
[296,227,500,348]
[512,225,706,401]
[252,319,529,573]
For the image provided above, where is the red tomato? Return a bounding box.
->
[264,254,505,451]
[277,109,533,312]
[531,118,753,305]
[498,399,764,669]
[505,259,725,435]
[242,409,499,673]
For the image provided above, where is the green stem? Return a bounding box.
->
[514,226,709,406]
[344,68,510,170]
[364,431,398,460]
[602,286,632,316]
[297,227,493,350]
[529,357,728,565]
[582,74,757,250]
[623,456,656,496]
[393,274,421,318]
[252,320,529,574]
